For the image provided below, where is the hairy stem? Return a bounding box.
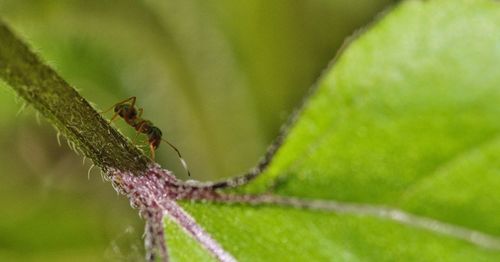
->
[0,21,149,173]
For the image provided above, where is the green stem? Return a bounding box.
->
[0,21,150,173]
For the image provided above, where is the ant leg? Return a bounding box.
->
[137,108,144,118]
[109,112,120,123]
[149,143,156,161]
[100,96,137,114]
[136,121,146,133]
[129,96,137,109]
[133,120,147,144]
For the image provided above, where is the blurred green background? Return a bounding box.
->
[0,0,394,260]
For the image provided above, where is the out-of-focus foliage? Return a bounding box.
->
[0,0,392,260]
[171,0,500,260]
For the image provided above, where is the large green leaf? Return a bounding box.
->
[0,0,393,260]
[168,0,500,260]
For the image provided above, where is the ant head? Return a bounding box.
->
[115,104,137,118]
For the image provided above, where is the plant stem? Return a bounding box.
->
[0,21,150,173]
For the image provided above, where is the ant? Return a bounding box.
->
[102,97,191,176]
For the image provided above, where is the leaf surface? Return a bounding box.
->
[167,0,500,261]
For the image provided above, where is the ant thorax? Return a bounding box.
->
[133,120,154,133]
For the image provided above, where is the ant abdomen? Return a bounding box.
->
[148,127,163,149]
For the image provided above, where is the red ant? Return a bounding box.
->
[102,97,191,176]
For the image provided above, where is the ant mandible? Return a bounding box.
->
[102,97,191,176]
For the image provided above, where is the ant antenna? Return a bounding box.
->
[100,104,116,114]
[100,97,137,114]
[162,139,191,177]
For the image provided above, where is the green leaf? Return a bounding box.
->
[168,0,500,260]
[0,1,396,260]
